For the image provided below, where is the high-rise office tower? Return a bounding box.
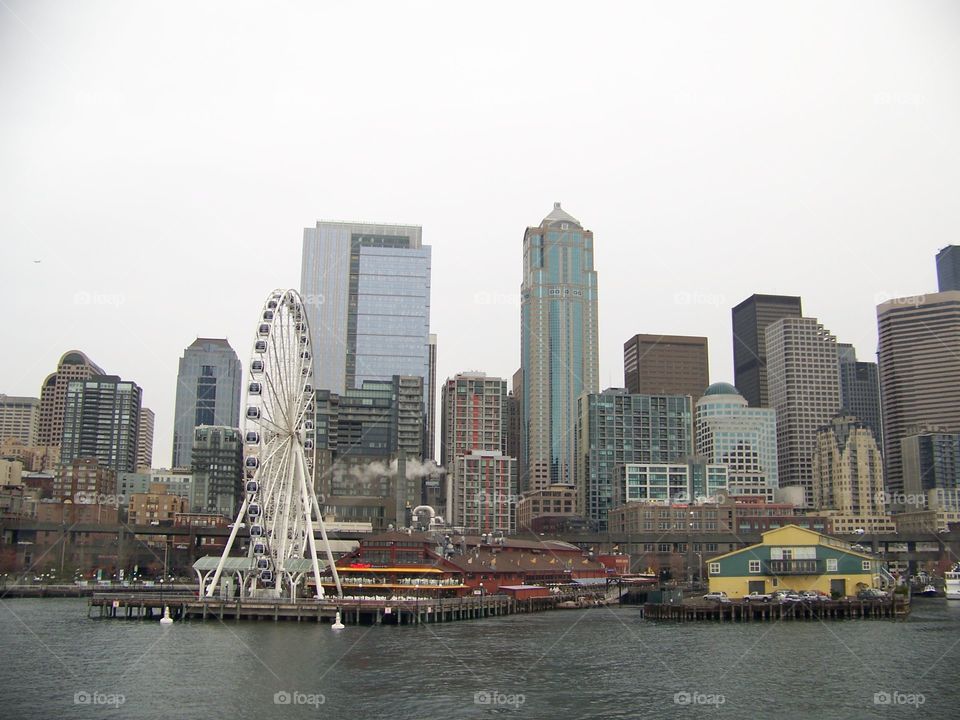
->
[812,415,885,514]
[878,292,960,494]
[732,294,803,407]
[190,425,244,518]
[454,451,516,533]
[440,372,512,524]
[577,390,693,528]
[765,317,841,507]
[0,395,40,446]
[38,350,105,447]
[301,221,433,452]
[137,407,154,471]
[440,372,508,468]
[902,430,960,510]
[520,203,599,492]
[60,375,143,473]
[836,343,883,452]
[695,382,778,501]
[314,377,424,464]
[936,246,960,292]
[171,338,242,469]
[623,334,709,399]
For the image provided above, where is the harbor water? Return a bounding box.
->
[0,597,957,719]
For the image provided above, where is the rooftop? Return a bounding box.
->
[541,202,581,228]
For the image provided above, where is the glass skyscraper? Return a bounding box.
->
[61,375,142,473]
[577,390,693,529]
[731,294,802,408]
[301,221,432,454]
[172,338,242,468]
[836,343,883,453]
[520,203,599,493]
[936,245,960,292]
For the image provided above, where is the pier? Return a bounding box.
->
[88,591,578,625]
[642,597,909,622]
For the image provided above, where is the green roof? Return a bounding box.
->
[703,382,740,396]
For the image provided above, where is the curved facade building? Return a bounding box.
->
[37,350,105,447]
[695,382,778,501]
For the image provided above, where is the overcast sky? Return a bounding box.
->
[2,0,959,465]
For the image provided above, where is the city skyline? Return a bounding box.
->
[2,2,959,471]
[3,4,960,718]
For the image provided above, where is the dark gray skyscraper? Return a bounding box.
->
[732,294,803,407]
[936,246,960,292]
[837,343,883,453]
[172,338,242,468]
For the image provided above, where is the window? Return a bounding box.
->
[861,560,871,571]
[708,562,720,575]
[749,560,761,573]
[826,558,838,572]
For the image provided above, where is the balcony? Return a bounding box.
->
[765,559,821,575]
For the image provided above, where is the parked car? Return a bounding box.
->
[857,588,888,600]
[800,590,830,602]
[703,591,731,603]
[744,592,773,602]
[774,590,803,603]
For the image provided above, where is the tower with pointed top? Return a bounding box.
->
[520,203,599,497]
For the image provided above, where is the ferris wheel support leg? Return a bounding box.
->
[311,491,343,598]
[205,497,250,598]
[296,448,325,600]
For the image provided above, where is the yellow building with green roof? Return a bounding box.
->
[706,525,881,598]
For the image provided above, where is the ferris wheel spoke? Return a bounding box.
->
[261,375,289,432]
[267,332,292,430]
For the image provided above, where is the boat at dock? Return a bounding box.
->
[946,565,960,601]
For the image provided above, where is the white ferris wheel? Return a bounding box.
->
[204,289,342,600]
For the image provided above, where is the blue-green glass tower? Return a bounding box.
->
[520,203,599,495]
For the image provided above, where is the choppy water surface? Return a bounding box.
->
[0,598,957,719]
